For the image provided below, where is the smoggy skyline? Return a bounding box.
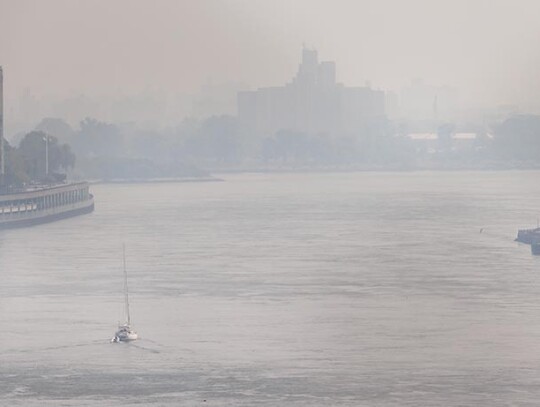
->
[1,0,540,122]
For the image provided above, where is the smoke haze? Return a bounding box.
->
[2,0,540,125]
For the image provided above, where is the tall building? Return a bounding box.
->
[238,48,385,139]
[0,66,4,181]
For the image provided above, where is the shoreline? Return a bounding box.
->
[73,167,540,185]
[208,166,540,175]
[90,176,224,185]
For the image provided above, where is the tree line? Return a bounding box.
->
[3,113,540,186]
[2,131,75,186]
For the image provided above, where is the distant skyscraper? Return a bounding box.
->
[238,48,385,139]
[0,66,4,181]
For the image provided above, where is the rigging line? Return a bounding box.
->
[123,243,131,326]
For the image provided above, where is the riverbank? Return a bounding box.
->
[89,176,224,184]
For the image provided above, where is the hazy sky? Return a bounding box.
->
[1,0,540,112]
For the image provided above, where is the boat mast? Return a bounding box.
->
[122,244,131,326]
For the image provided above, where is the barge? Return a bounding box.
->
[0,182,94,229]
[515,227,540,245]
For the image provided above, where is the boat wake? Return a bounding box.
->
[0,339,108,356]
[126,341,161,354]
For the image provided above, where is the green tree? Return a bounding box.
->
[183,115,240,163]
[494,115,540,162]
[3,139,29,186]
[35,117,75,144]
[74,117,123,157]
[18,131,76,181]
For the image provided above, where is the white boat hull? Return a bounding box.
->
[112,325,138,342]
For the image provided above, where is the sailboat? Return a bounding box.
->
[111,245,138,343]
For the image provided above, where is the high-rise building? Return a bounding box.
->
[238,48,386,139]
[0,66,4,181]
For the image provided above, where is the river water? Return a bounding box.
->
[1,171,540,406]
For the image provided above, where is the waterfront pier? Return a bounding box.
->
[0,182,94,228]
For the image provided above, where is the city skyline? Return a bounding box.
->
[2,0,540,131]
[238,47,385,139]
[3,3,540,406]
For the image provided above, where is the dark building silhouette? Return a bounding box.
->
[238,48,386,139]
[0,66,4,180]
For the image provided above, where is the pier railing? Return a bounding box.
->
[0,182,93,219]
